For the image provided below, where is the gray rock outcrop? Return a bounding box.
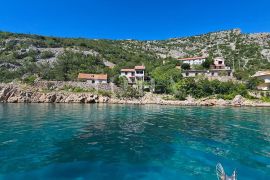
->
[0,84,108,104]
[231,95,245,106]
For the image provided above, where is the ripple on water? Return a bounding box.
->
[0,104,269,179]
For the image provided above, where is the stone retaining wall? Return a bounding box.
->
[34,81,118,92]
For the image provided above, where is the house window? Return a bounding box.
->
[228,72,231,76]
[186,72,189,76]
[218,61,222,64]
[92,80,95,83]
[211,72,215,76]
[195,73,198,76]
[125,72,128,75]
[132,72,135,76]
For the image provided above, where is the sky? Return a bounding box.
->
[0,0,270,40]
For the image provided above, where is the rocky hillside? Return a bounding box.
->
[127,29,270,70]
[1,29,270,82]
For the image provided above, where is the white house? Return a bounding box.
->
[120,66,145,84]
[252,71,270,90]
[177,57,206,65]
[78,73,108,84]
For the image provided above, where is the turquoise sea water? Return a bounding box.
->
[0,104,269,180]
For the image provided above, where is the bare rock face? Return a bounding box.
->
[0,85,17,101]
[0,84,108,104]
[55,94,64,103]
[38,94,47,103]
[65,94,81,103]
[216,99,230,106]
[7,96,18,103]
[201,99,217,106]
[232,95,245,106]
[98,96,109,103]
[45,93,57,103]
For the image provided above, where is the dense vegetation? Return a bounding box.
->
[0,29,269,99]
[172,78,248,100]
[147,62,261,100]
[0,31,164,82]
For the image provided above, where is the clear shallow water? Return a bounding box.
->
[0,104,269,180]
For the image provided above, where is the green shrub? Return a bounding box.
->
[22,75,36,85]
[40,51,54,59]
[61,85,95,93]
[174,90,187,100]
[172,78,248,99]
[261,96,270,102]
[202,57,213,69]
[181,63,190,70]
[151,64,182,93]
[98,90,112,97]
[246,77,263,90]
[117,86,144,99]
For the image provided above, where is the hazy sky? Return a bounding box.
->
[1,0,270,40]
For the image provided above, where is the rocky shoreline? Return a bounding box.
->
[110,93,270,107]
[1,84,270,107]
[0,84,109,103]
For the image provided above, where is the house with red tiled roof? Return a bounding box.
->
[120,65,145,84]
[179,57,233,78]
[78,73,108,84]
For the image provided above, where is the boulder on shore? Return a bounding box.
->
[232,95,245,106]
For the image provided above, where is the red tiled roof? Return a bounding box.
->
[78,73,108,80]
[121,69,135,72]
[121,65,145,72]
[134,66,145,70]
[177,57,206,61]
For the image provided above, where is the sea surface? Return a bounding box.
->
[0,104,269,180]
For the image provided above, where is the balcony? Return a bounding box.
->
[135,73,144,77]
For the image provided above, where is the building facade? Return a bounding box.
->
[182,69,233,78]
[177,57,206,65]
[77,73,108,84]
[120,66,145,84]
[252,71,270,91]
[211,57,231,70]
[180,56,233,79]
